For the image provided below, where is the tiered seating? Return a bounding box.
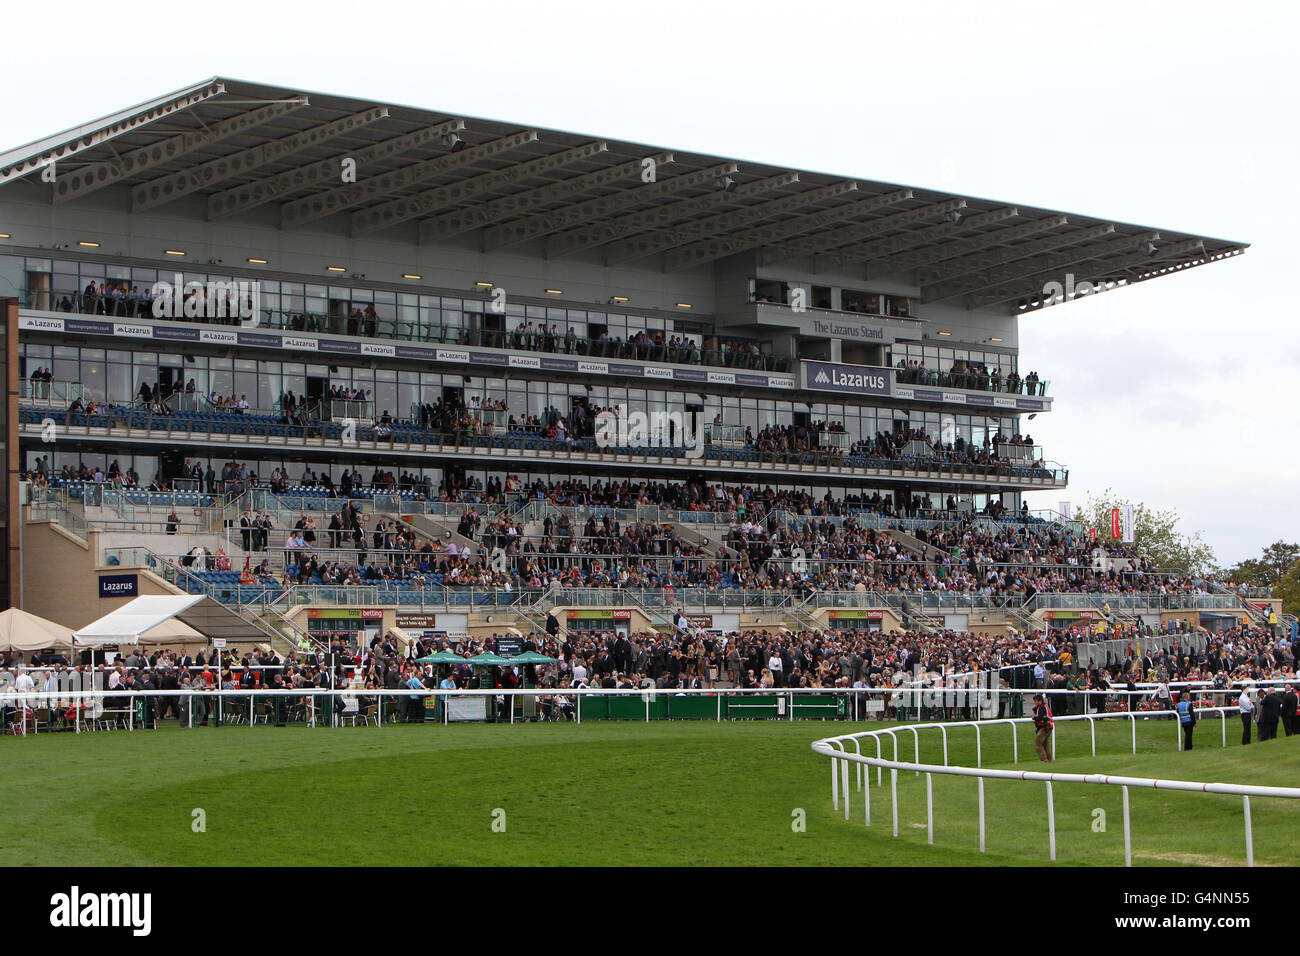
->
[182,569,282,603]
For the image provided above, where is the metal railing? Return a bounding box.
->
[24,406,1071,484]
[21,287,791,375]
[19,379,83,404]
[894,366,1050,396]
[813,701,1299,866]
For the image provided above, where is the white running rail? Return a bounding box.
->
[811,709,1300,867]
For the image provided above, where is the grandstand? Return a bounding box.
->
[0,76,1274,675]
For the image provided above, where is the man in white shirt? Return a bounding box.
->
[1239,685,1255,745]
[13,667,35,710]
[1151,680,1172,712]
[571,661,588,686]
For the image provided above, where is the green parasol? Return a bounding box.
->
[414,651,469,664]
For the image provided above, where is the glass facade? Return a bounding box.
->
[19,341,1019,450]
[889,341,1018,374]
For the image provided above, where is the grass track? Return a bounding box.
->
[1,716,1295,866]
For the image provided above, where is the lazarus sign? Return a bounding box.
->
[801,360,892,397]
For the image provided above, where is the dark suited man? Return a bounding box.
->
[1259,687,1283,741]
[240,511,253,551]
[1282,685,1298,737]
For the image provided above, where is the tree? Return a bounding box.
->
[1219,541,1300,587]
[1276,563,1300,619]
[1073,489,1217,577]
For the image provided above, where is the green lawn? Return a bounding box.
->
[2,716,1295,866]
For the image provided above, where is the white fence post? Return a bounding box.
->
[1243,795,1254,867]
[864,767,871,827]
[1046,781,1056,862]
[841,758,850,821]
[890,768,898,838]
[926,772,934,845]
[977,777,986,852]
[831,754,839,811]
[1122,785,1132,867]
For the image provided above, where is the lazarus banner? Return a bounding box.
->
[801,360,892,397]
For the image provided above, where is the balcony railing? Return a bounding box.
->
[20,379,82,404]
[20,404,1070,486]
[21,288,793,375]
[895,366,1049,396]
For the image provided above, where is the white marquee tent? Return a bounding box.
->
[74,595,209,646]
[0,607,75,652]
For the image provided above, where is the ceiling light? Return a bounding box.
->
[0,233,11,239]
[78,241,100,248]
[326,265,346,272]
[445,132,466,152]
[403,273,422,280]
[247,257,268,264]
[676,302,692,309]
[989,336,1003,343]
[164,249,186,256]
[937,330,952,336]
[545,289,563,295]
[610,295,629,303]
[475,281,493,288]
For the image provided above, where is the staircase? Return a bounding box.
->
[1003,602,1041,635]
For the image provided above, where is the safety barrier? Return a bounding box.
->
[811,708,1300,866]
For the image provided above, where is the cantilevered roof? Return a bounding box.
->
[0,77,1248,311]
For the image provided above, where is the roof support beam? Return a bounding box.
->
[753,195,960,268]
[51,98,307,203]
[281,129,538,228]
[604,181,871,265]
[916,221,1110,285]
[969,238,1206,308]
[543,171,800,259]
[130,108,390,212]
[351,140,607,236]
[924,232,1159,303]
[481,162,738,251]
[418,151,672,244]
[207,119,466,220]
[2,80,228,186]
[875,215,1069,277]
[816,206,1021,272]
[669,187,919,271]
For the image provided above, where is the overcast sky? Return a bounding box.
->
[4,0,1294,564]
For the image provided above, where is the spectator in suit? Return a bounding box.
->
[1259,687,1282,741]
[1282,685,1298,737]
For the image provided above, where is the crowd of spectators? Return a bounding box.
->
[895,359,1046,396]
[8,620,1294,729]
